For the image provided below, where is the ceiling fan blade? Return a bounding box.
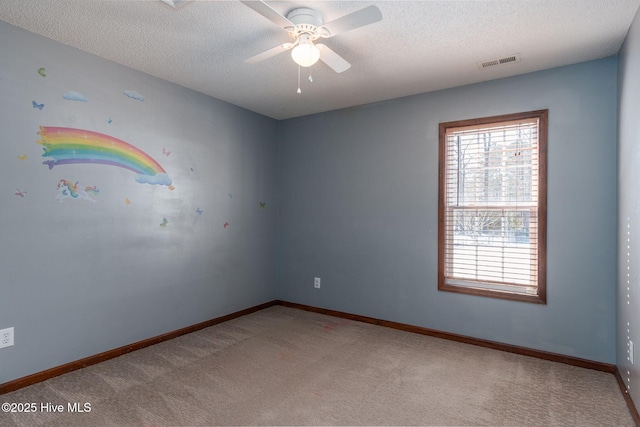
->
[245,43,294,64]
[316,44,351,73]
[240,1,294,30]
[319,5,382,38]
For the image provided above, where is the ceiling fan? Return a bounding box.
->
[240,1,383,74]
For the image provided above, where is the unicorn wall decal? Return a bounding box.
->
[55,179,99,204]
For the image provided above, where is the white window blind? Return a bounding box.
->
[439,111,547,303]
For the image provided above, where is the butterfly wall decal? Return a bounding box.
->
[32,101,44,110]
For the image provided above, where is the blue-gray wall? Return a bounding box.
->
[277,58,618,363]
[618,5,640,406]
[0,21,278,384]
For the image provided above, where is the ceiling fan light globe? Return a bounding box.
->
[291,43,320,67]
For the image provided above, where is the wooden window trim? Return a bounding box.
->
[438,110,548,304]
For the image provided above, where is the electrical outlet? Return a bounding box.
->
[0,327,14,348]
[314,277,321,289]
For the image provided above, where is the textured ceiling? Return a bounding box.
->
[1,0,638,120]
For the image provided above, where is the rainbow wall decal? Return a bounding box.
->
[37,126,171,186]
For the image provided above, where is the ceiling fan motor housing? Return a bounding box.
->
[286,8,326,39]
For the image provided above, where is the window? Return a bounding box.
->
[438,110,547,304]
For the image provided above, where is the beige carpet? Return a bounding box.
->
[0,306,634,426]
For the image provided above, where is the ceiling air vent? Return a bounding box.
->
[160,0,191,8]
[478,53,521,70]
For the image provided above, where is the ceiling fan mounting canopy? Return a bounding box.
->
[287,8,322,27]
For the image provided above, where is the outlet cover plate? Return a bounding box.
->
[0,327,14,348]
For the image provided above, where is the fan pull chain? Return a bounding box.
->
[297,65,302,94]
[308,68,313,83]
